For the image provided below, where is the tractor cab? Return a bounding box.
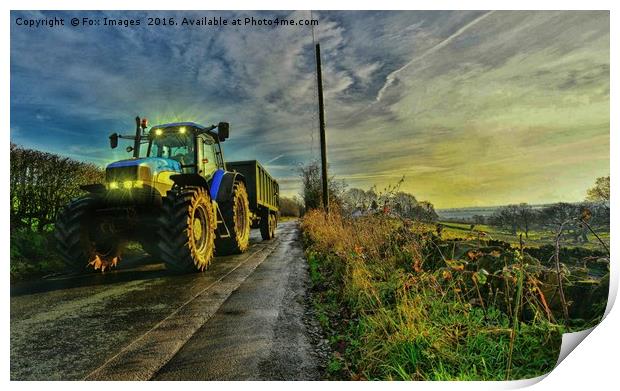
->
[146,122,227,177]
[109,118,229,180]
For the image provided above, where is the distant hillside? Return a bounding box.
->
[437,204,562,221]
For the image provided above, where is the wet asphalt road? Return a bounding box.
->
[10,221,326,380]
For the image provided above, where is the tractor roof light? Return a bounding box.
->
[155,129,163,136]
[123,180,133,189]
[179,126,186,134]
[109,181,119,190]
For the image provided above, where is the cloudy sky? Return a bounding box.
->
[10,10,609,208]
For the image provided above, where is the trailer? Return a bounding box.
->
[226,160,279,240]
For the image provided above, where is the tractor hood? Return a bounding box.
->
[106,157,182,174]
[105,157,182,183]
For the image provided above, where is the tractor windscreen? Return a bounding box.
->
[150,128,195,166]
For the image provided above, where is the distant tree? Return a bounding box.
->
[344,188,366,209]
[539,202,579,227]
[472,215,486,225]
[490,204,521,235]
[298,160,346,210]
[586,176,610,202]
[392,192,418,217]
[587,201,610,229]
[539,202,589,242]
[585,176,610,230]
[343,187,377,213]
[279,196,304,217]
[414,200,439,222]
[517,203,535,238]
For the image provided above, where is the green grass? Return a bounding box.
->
[307,246,563,380]
[10,228,66,282]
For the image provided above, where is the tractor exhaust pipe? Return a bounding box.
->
[133,116,142,158]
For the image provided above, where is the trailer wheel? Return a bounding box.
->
[216,181,251,255]
[158,186,216,272]
[54,195,123,272]
[260,212,276,241]
[271,214,277,238]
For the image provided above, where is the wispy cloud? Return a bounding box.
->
[375,11,496,102]
[266,154,285,164]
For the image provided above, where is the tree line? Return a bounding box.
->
[341,186,438,222]
[298,160,438,222]
[472,176,610,240]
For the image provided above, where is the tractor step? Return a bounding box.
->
[215,206,231,239]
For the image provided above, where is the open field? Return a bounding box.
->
[438,221,610,251]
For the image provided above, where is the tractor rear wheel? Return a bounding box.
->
[158,186,216,272]
[216,181,251,255]
[54,195,123,272]
[260,211,277,241]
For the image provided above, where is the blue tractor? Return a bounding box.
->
[54,117,279,272]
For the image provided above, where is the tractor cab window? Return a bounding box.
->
[151,130,196,170]
[200,136,218,177]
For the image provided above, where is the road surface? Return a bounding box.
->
[10,221,328,380]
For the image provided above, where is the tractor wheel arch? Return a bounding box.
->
[212,171,246,204]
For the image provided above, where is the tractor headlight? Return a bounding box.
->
[108,180,144,190]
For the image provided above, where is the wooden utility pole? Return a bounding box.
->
[315,43,329,213]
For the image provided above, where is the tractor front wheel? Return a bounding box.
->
[54,195,123,272]
[158,186,216,272]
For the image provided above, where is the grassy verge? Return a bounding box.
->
[10,228,66,282]
[302,209,607,380]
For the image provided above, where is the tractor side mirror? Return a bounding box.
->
[109,133,119,149]
[217,122,230,141]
